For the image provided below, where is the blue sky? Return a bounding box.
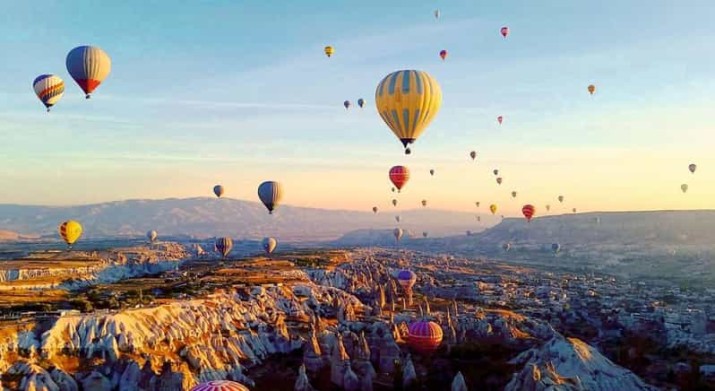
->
[1,1,714,215]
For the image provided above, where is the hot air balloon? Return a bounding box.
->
[689,163,697,174]
[408,321,443,354]
[429,169,435,176]
[489,204,498,215]
[502,242,511,252]
[396,270,416,292]
[681,184,688,193]
[357,98,365,108]
[497,115,503,125]
[439,50,447,61]
[496,177,503,185]
[262,237,277,255]
[389,165,410,192]
[213,185,224,198]
[324,46,334,58]
[500,26,509,38]
[588,84,596,95]
[475,201,480,207]
[147,230,158,243]
[421,200,427,207]
[558,195,564,203]
[66,46,111,99]
[372,206,378,214]
[469,151,476,161]
[493,169,499,176]
[215,237,233,258]
[391,187,396,193]
[191,380,249,391]
[33,74,64,112]
[258,181,283,214]
[376,70,442,154]
[522,204,535,222]
[392,199,398,207]
[422,231,428,238]
[394,228,403,242]
[552,243,561,253]
[476,216,481,222]
[434,9,440,19]
[59,220,82,248]
[343,100,351,109]
[395,215,401,222]
[572,208,577,213]
[511,191,517,198]
[466,230,472,236]
[546,204,551,212]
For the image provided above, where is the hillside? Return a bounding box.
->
[0,198,493,242]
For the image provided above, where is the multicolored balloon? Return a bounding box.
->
[258,181,283,214]
[375,70,442,154]
[396,269,416,292]
[33,74,64,111]
[191,380,249,391]
[215,237,233,258]
[357,98,365,108]
[389,166,410,192]
[408,321,443,354]
[66,46,111,99]
[500,26,510,38]
[522,204,535,222]
[147,230,158,243]
[59,220,83,248]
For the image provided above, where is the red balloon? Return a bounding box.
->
[389,166,410,192]
[522,204,535,222]
[497,115,503,125]
[408,320,443,354]
[439,49,447,60]
[501,26,509,38]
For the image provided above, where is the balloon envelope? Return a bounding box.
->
[439,49,447,60]
[689,163,697,173]
[502,243,511,252]
[490,204,498,215]
[497,115,503,125]
[33,74,64,111]
[588,84,596,95]
[470,151,476,160]
[262,237,277,255]
[344,100,350,109]
[372,206,378,214]
[397,269,416,290]
[393,228,403,241]
[389,166,410,191]
[681,184,688,193]
[522,204,535,222]
[375,70,442,154]
[213,185,224,198]
[558,195,564,203]
[496,177,503,185]
[500,26,509,37]
[59,220,83,246]
[408,321,443,354]
[258,181,283,214]
[324,46,334,57]
[66,46,111,98]
[429,169,435,176]
[552,243,561,253]
[215,237,233,258]
[357,98,365,108]
[147,230,158,242]
[191,380,249,391]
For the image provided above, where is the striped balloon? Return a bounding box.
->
[408,321,443,354]
[522,204,535,222]
[375,70,442,154]
[258,181,283,214]
[191,380,249,391]
[215,237,233,258]
[389,165,410,192]
[66,45,111,98]
[33,74,64,111]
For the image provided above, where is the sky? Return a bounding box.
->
[1,1,714,216]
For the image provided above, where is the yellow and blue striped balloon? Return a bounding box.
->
[375,70,442,154]
[33,74,65,112]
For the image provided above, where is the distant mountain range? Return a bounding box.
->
[0,198,494,241]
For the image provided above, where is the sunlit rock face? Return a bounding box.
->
[505,335,658,391]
